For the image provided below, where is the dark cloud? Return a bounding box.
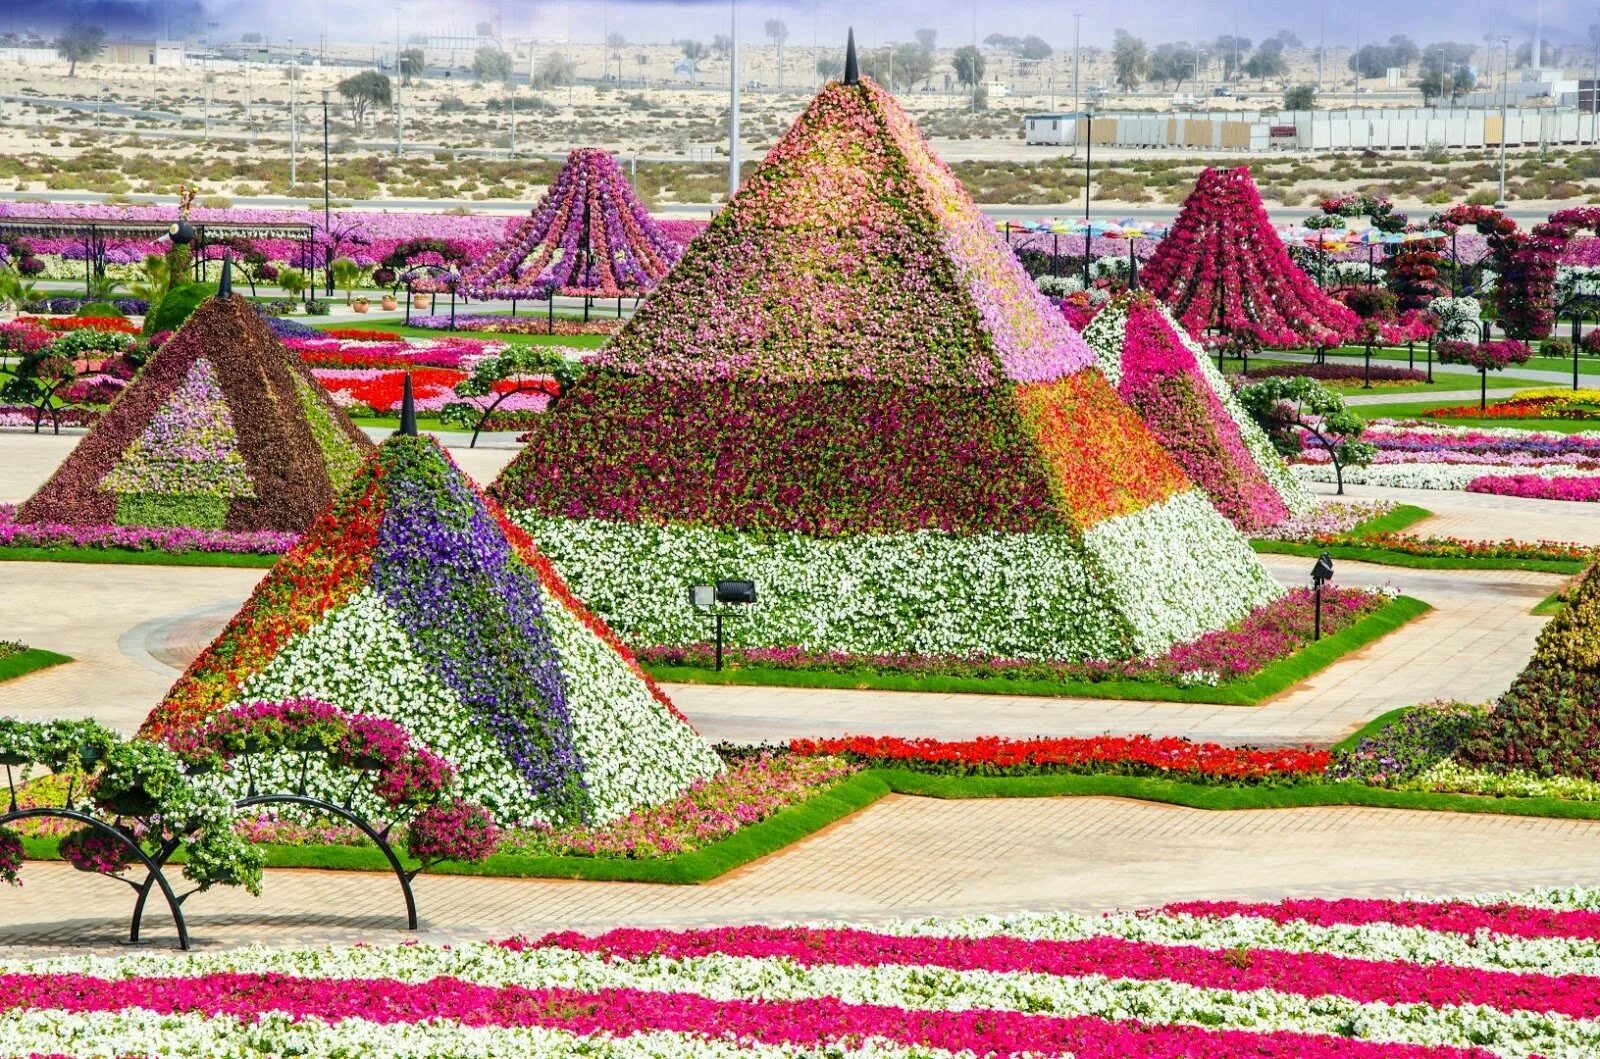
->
[0,1,206,36]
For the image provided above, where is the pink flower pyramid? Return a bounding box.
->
[1143,167,1358,349]
[458,149,682,300]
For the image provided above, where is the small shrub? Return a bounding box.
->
[1542,337,1574,359]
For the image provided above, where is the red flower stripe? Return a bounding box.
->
[1159,895,1600,943]
[0,972,1498,1059]
[790,734,1329,780]
[531,922,1600,1019]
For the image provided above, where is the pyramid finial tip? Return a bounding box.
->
[397,374,418,437]
[218,251,233,298]
[844,28,859,85]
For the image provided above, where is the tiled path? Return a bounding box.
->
[7,796,1600,954]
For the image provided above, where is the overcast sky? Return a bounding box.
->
[8,0,1595,51]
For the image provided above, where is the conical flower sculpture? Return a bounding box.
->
[1083,291,1316,532]
[458,148,682,301]
[1142,166,1359,349]
[17,277,371,532]
[145,426,722,826]
[490,66,1281,664]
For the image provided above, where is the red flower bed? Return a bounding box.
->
[320,328,403,342]
[790,734,1330,783]
[24,316,140,335]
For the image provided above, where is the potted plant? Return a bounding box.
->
[381,294,398,311]
[413,291,431,310]
[331,257,362,305]
[352,296,371,314]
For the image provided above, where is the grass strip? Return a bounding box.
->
[314,320,609,347]
[1249,539,1588,574]
[870,769,1600,820]
[0,545,279,569]
[0,648,72,683]
[18,772,890,886]
[648,597,1429,707]
[1532,592,1571,616]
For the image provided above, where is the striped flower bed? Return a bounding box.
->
[5,887,1599,1056]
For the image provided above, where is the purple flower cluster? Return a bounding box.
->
[371,439,590,823]
[0,503,295,554]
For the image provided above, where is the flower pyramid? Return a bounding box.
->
[1083,291,1316,532]
[16,291,371,532]
[1142,166,1359,349]
[491,70,1281,663]
[457,148,682,301]
[143,430,722,826]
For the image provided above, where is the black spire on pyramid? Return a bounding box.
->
[397,373,418,436]
[843,28,859,85]
[218,251,233,297]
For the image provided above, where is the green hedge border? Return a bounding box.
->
[1251,504,1590,574]
[646,596,1431,707]
[0,648,72,683]
[0,545,279,569]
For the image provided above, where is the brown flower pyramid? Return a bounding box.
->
[18,278,371,533]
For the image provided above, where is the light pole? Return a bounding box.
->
[1493,35,1510,208]
[321,88,332,297]
[1072,13,1082,157]
[288,39,297,190]
[728,0,740,201]
[394,6,404,156]
[1083,101,1094,222]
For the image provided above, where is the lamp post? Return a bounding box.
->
[728,0,740,202]
[394,6,404,156]
[688,580,757,670]
[1072,13,1082,157]
[288,39,297,190]
[321,88,333,297]
[1083,102,1094,222]
[1493,34,1510,208]
[1311,552,1334,641]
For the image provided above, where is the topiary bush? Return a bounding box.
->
[141,282,219,336]
[75,301,125,319]
[1460,563,1600,780]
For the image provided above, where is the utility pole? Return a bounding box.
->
[1496,35,1510,207]
[1072,13,1081,156]
[1318,7,1325,95]
[729,0,740,201]
[394,6,403,155]
[288,44,298,190]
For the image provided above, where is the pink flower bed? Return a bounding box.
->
[0,503,294,554]
[1466,474,1600,501]
[1160,895,1600,943]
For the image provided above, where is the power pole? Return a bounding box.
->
[394,6,403,155]
[1072,14,1081,156]
[289,46,298,190]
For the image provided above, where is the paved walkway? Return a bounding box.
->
[7,796,1600,954]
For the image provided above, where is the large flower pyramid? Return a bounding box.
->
[491,61,1281,663]
[1142,166,1359,349]
[17,279,371,532]
[143,428,723,826]
[457,148,683,301]
[1083,291,1316,532]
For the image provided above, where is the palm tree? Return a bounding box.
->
[765,19,789,88]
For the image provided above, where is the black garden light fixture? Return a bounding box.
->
[688,579,757,670]
[1310,552,1335,641]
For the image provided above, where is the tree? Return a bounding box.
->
[533,52,577,88]
[330,256,362,304]
[1419,42,1476,103]
[1436,338,1533,410]
[1244,39,1287,83]
[1111,30,1149,91]
[0,346,78,434]
[335,71,391,124]
[441,345,580,448]
[606,32,626,81]
[680,39,706,85]
[1283,84,1316,110]
[984,34,1022,52]
[915,28,937,53]
[1274,29,1302,49]
[1236,377,1374,495]
[711,33,731,59]
[1387,35,1420,68]
[1019,35,1053,63]
[1213,35,1251,80]
[765,19,788,88]
[398,47,425,84]
[1150,42,1198,90]
[815,55,843,80]
[952,45,986,90]
[473,47,514,84]
[54,23,106,78]
[892,41,935,89]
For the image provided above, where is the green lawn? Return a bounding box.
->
[1225,359,1534,397]
[0,647,72,683]
[0,545,279,569]
[647,596,1430,707]
[1352,399,1600,432]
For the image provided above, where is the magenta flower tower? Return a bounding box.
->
[491,45,1280,665]
[17,277,371,533]
[457,148,682,301]
[1083,291,1316,532]
[1142,167,1359,349]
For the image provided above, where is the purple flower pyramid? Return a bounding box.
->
[458,149,682,301]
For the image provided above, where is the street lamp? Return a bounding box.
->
[1083,101,1094,222]
[687,580,757,670]
[288,38,297,190]
[728,0,740,202]
[1310,552,1334,641]
[321,88,333,297]
[1492,35,1510,208]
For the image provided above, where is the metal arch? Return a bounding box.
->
[0,806,191,950]
[128,792,419,936]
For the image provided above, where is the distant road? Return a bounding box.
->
[0,189,1562,226]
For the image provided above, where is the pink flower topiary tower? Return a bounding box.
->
[1143,167,1358,349]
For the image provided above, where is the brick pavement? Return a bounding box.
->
[6,795,1600,954]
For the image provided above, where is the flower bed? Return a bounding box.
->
[0,503,296,556]
[408,314,624,336]
[1243,362,1429,387]
[1293,419,1600,494]
[1424,389,1600,423]
[792,734,1327,784]
[4,886,1599,1057]
[1466,474,1600,501]
[641,586,1392,691]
